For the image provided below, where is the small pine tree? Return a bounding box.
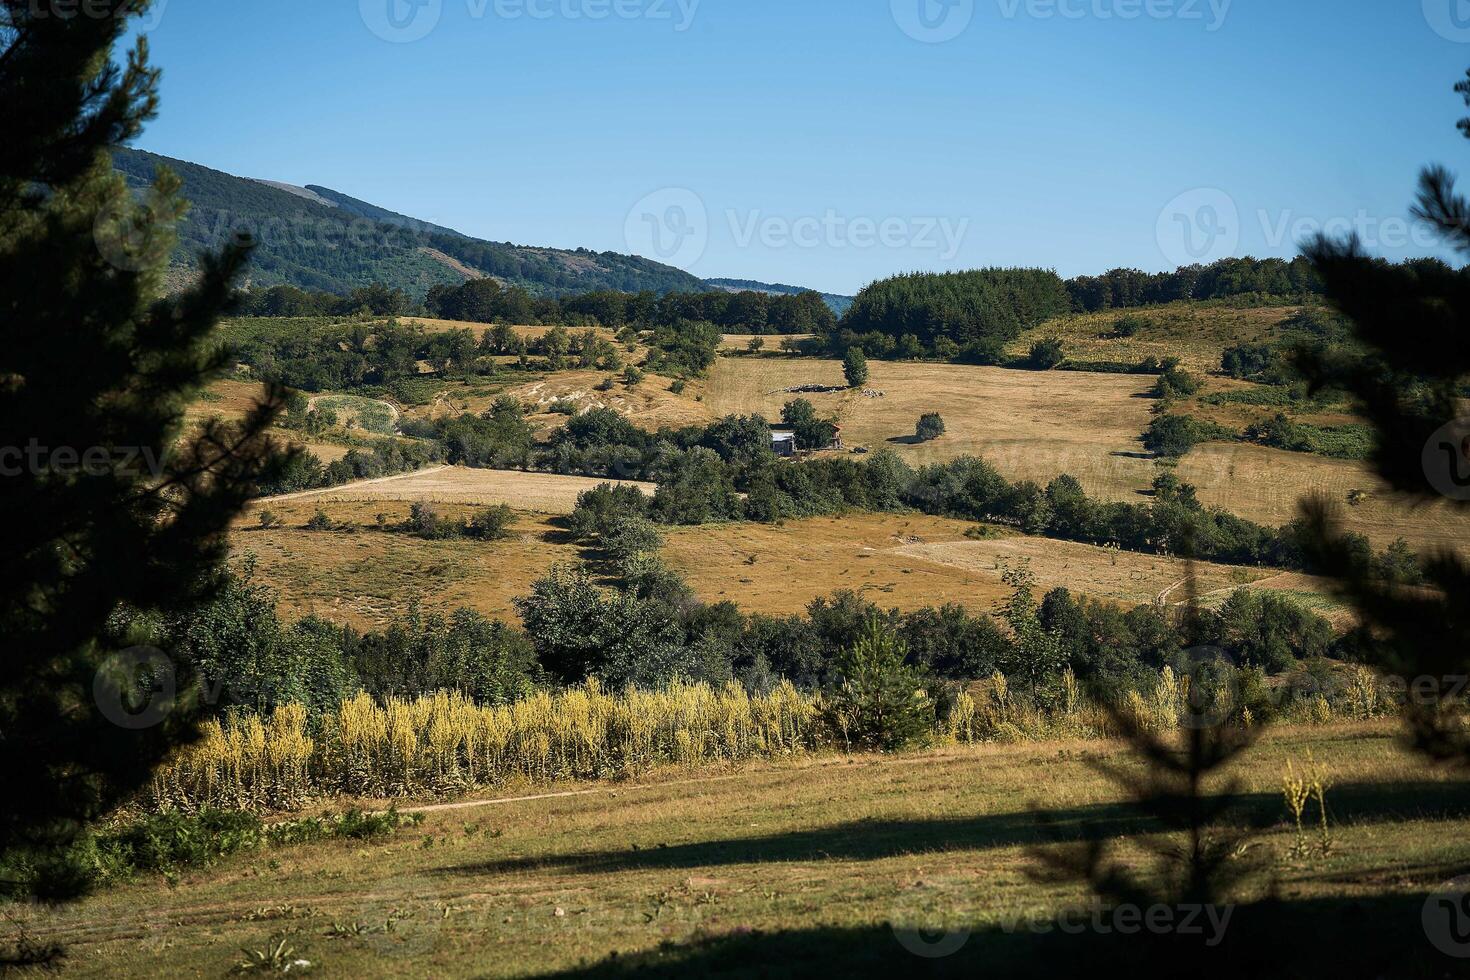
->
[825,618,933,750]
[843,348,870,388]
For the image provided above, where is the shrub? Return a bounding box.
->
[1113,314,1150,337]
[257,509,282,529]
[548,398,579,415]
[782,398,839,450]
[622,365,645,386]
[1144,415,1210,457]
[305,508,333,531]
[915,413,946,442]
[747,337,765,353]
[670,379,687,395]
[843,348,870,388]
[466,505,516,541]
[1027,337,1065,370]
[824,618,934,751]
[1153,366,1202,399]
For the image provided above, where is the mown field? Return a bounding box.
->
[12,723,1470,978]
[236,492,1342,630]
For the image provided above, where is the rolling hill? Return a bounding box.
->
[704,276,854,316]
[112,147,710,300]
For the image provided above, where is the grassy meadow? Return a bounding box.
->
[12,723,1470,977]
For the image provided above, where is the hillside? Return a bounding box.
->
[705,277,854,316]
[112,147,708,300]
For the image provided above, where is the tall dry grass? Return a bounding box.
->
[149,679,820,812]
[146,666,1396,814]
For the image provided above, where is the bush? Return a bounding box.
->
[824,618,934,751]
[1153,366,1202,399]
[305,508,333,531]
[843,348,870,388]
[1027,337,1065,370]
[915,413,946,442]
[1144,415,1211,457]
[466,505,516,541]
[1113,314,1150,337]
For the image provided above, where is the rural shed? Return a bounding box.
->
[771,430,797,457]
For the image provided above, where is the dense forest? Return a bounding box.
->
[841,268,1074,349]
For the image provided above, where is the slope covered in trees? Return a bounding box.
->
[112,148,707,300]
[841,268,1073,348]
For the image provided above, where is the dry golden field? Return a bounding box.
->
[235,500,1342,631]
[235,500,578,627]
[701,356,1158,482]
[1176,442,1470,555]
[262,466,655,514]
[719,333,814,350]
[1007,302,1305,374]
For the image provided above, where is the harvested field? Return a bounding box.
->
[1178,442,1470,555]
[719,333,814,350]
[261,465,655,514]
[701,356,1158,492]
[233,500,576,628]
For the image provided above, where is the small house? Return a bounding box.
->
[771,430,797,457]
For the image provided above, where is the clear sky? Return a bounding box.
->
[129,0,1470,295]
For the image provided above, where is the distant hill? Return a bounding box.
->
[112,148,708,300]
[704,277,853,316]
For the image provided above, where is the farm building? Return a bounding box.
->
[771,430,797,457]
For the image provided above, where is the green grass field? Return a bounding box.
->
[10,722,1470,978]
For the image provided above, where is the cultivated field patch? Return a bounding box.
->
[261,465,655,514]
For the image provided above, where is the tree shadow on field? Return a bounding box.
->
[434,780,1470,880]
[541,892,1454,980]
[886,435,925,446]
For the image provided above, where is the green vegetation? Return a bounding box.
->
[1,0,285,901]
[915,412,946,442]
[114,147,705,300]
[841,268,1072,349]
[843,347,870,387]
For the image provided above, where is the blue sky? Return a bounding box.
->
[130,0,1470,295]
